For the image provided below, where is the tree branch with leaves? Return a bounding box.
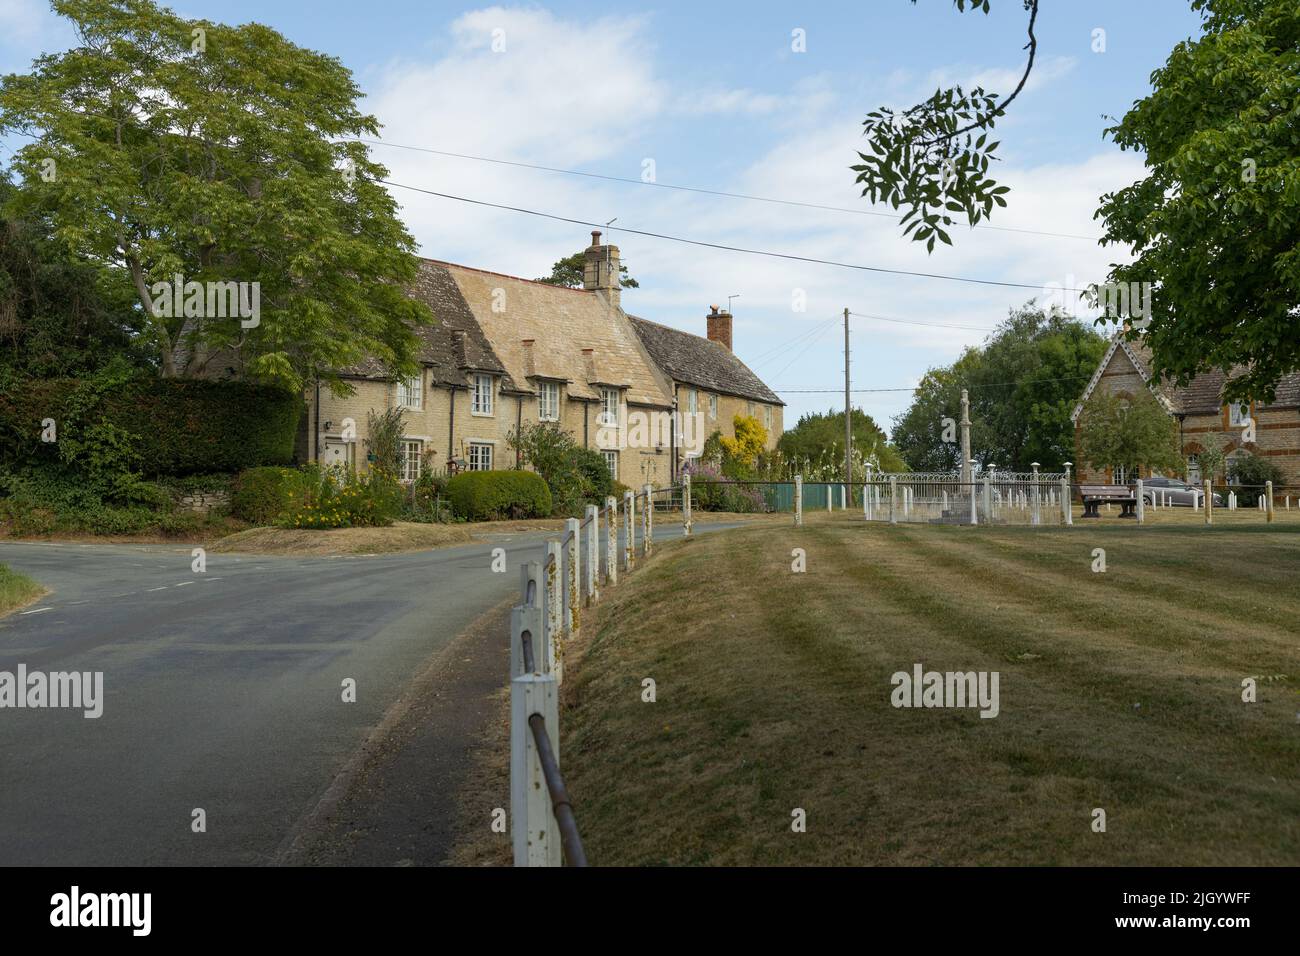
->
[852,0,1037,251]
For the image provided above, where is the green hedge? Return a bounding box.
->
[0,376,301,477]
[446,470,552,521]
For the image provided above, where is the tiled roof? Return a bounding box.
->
[344,260,517,390]
[1073,334,1300,418]
[434,261,674,409]
[628,316,784,406]
[1124,339,1300,412]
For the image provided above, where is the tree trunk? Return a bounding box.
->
[127,255,177,377]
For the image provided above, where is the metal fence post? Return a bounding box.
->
[1135,478,1145,525]
[889,476,897,524]
[1060,477,1071,525]
[564,517,580,636]
[584,505,599,606]
[623,490,635,571]
[510,589,546,680]
[642,484,653,556]
[682,473,693,536]
[983,475,992,523]
[970,480,978,526]
[864,466,873,520]
[511,671,561,867]
[794,475,803,526]
[1266,480,1274,523]
[605,496,618,585]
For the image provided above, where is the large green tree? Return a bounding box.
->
[1097,0,1300,402]
[777,408,906,474]
[1075,389,1184,479]
[0,175,144,383]
[0,0,429,390]
[891,304,1107,472]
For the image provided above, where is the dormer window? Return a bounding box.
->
[472,374,494,416]
[539,381,560,422]
[599,387,619,427]
[397,373,422,410]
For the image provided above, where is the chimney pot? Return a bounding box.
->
[706,305,733,352]
[582,232,621,308]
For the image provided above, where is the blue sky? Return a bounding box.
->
[0,0,1206,432]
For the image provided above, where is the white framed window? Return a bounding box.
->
[763,405,772,429]
[708,393,718,420]
[1228,402,1249,426]
[599,387,619,427]
[1113,464,1130,484]
[538,381,560,422]
[746,401,756,418]
[602,449,618,478]
[687,388,697,415]
[472,374,494,416]
[399,439,423,482]
[397,373,422,410]
[468,442,493,471]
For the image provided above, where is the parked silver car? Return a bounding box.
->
[1142,477,1223,507]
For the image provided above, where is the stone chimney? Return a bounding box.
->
[522,339,536,377]
[706,304,733,351]
[581,347,596,382]
[583,230,621,308]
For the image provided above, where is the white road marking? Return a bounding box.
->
[147,586,168,592]
[174,582,194,587]
[20,607,52,615]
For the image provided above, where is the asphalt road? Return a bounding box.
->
[0,517,717,865]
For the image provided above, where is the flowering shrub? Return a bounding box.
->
[685,461,766,513]
[274,464,403,529]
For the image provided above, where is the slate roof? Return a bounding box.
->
[628,316,784,406]
[344,260,518,390]
[1072,334,1300,420]
[434,260,674,409]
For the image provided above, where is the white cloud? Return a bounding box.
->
[363,8,1138,429]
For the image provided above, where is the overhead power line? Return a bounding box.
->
[376,177,1093,295]
[774,371,1099,394]
[355,137,1101,243]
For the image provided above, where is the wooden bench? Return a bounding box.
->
[1079,484,1137,518]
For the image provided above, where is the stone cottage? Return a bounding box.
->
[1070,334,1300,487]
[299,232,783,488]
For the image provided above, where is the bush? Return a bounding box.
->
[1229,453,1286,507]
[507,422,614,515]
[231,467,299,524]
[275,464,404,529]
[686,461,765,513]
[446,470,552,521]
[0,370,301,478]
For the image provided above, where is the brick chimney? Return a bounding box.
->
[583,230,621,308]
[706,304,733,351]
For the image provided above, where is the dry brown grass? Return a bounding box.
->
[559,515,1300,866]
[208,521,474,555]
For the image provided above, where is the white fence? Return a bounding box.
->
[509,478,690,866]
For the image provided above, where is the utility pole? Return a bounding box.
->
[844,307,852,490]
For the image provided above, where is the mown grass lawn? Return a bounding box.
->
[0,562,45,617]
[562,514,1300,865]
